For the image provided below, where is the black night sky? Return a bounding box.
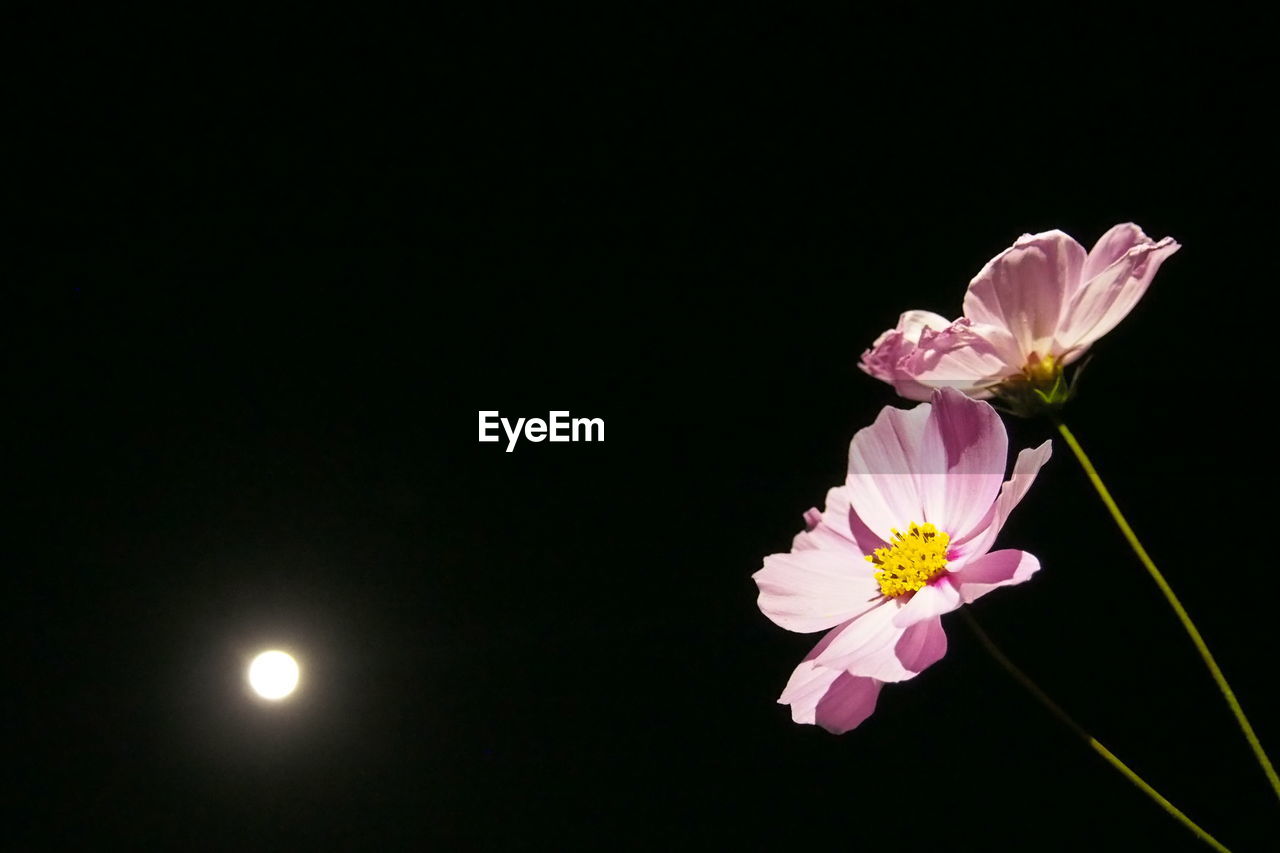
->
[11,10,1278,851]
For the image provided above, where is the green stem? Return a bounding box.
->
[1053,418,1280,803]
[961,610,1232,853]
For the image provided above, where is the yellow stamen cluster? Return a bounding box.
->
[1022,352,1061,386]
[866,522,951,598]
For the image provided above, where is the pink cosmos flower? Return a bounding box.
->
[859,224,1180,401]
[753,388,1051,733]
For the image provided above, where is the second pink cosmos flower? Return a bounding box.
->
[753,388,1051,733]
[859,224,1179,402]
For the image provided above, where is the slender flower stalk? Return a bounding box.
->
[1053,417,1280,803]
[961,610,1232,853]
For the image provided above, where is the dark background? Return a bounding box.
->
[10,9,1277,851]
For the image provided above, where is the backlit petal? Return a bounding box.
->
[779,623,886,732]
[918,388,1008,540]
[894,615,948,673]
[1056,234,1180,357]
[813,675,884,734]
[1081,223,1151,283]
[952,440,1052,561]
[792,486,864,554]
[859,310,955,400]
[779,656,884,734]
[892,576,962,628]
[953,549,1040,604]
[963,230,1086,362]
[900,319,1017,396]
[846,401,933,541]
[813,601,903,671]
[754,549,882,633]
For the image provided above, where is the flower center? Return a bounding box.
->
[1022,352,1061,385]
[992,352,1071,417]
[866,522,951,598]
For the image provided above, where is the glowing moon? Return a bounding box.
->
[248,650,300,700]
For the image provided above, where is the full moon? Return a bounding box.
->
[248,650,300,700]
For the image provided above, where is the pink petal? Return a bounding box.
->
[992,441,1052,521]
[962,230,1087,363]
[812,600,904,672]
[814,674,884,734]
[859,311,954,402]
[791,487,863,553]
[891,576,962,628]
[917,388,1008,540]
[815,596,953,680]
[894,614,948,673]
[900,318,1018,396]
[1055,232,1180,358]
[861,330,935,403]
[846,502,889,558]
[845,392,1011,556]
[859,328,906,384]
[892,379,947,403]
[953,549,1041,604]
[889,378,941,403]
[845,400,935,541]
[801,507,823,532]
[951,440,1052,562]
[833,614,943,682]
[779,624,886,732]
[754,549,882,633]
[897,309,954,342]
[1081,223,1151,282]
[778,657,884,734]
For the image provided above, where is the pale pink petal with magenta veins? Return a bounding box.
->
[822,606,946,682]
[754,549,882,633]
[899,319,1013,396]
[1055,231,1180,359]
[897,309,954,342]
[893,614,948,673]
[952,549,1041,604]
[859,310,954,402]
[963,230,1087,362]
[845,402,935,542]
[916,387,1008,540]
[813,674,884,734]
[805,602,949,683]
[1081,222,1152,282]
[779,659,884,734]
[845,499,888,557]
[950,440,1052,562]
[791,487,865,553]
[778,622,886,732]
[777,659,845,725]
[851,614,948,682]
[812,600,902,671]
[891,575,963,628]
